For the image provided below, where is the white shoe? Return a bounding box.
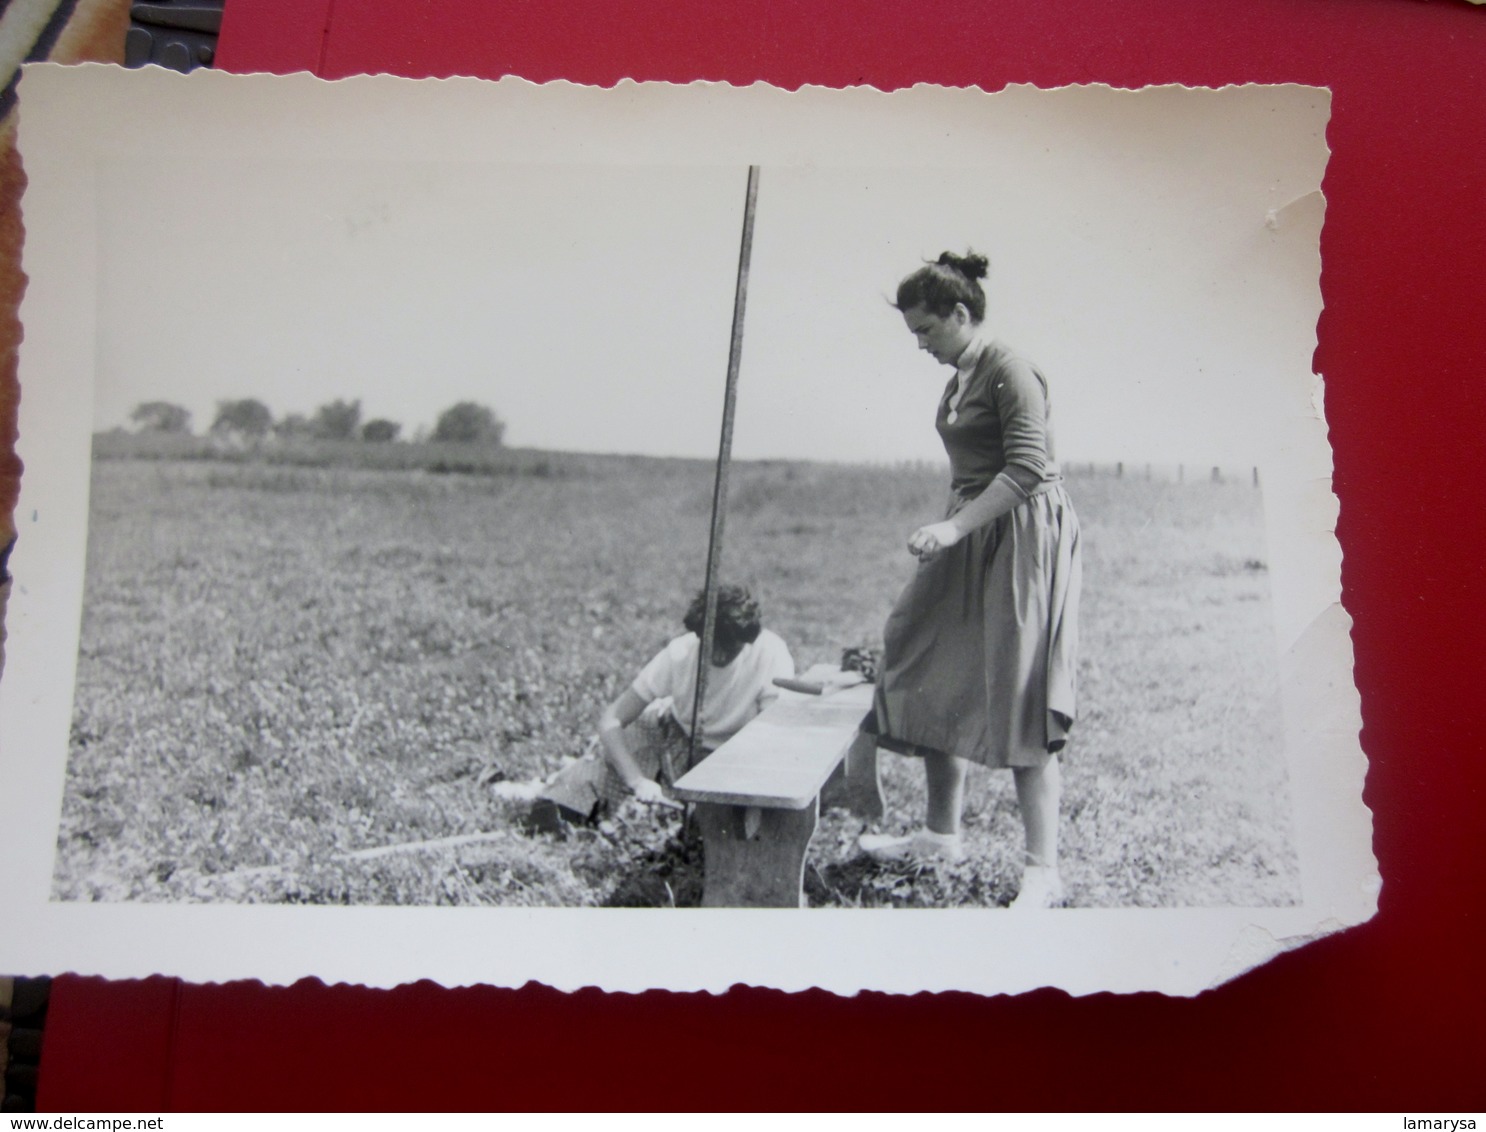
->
[859,829,965,864]
[1009,865,1065,909]
[489,779,545,802]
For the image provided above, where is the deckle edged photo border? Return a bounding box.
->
[0,64,1373,995]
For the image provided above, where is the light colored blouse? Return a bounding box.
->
[630,629,795,750]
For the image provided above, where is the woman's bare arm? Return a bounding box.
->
[596,686,651,789]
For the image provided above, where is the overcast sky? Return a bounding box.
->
[89,85,1322,467]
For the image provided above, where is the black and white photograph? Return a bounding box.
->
[0,67,1372,994]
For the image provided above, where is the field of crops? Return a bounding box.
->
[52,444,1300,908]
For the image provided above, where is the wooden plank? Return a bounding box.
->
[336,830,512,862]
[694,797,818,907]
[820,728,886,819]
[672,682,873,809]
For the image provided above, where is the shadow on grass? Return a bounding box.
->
[599,819,707,908]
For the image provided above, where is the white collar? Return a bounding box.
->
[950,335,990,409]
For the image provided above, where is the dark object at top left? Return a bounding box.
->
[126,0,224,73]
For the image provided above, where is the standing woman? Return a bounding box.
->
[858,250,1082,910]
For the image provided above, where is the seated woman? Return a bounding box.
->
[527,583,794,829]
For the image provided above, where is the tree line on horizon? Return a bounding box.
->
[128,398,506,446]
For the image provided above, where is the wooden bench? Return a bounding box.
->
[670,666,884,907]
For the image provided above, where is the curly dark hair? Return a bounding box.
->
[683,584,763,652]
[893,249,990,322]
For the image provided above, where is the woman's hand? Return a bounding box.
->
[628,777,682,809]
[908,520,964,561]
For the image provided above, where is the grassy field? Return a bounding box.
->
[52,442,1300,908]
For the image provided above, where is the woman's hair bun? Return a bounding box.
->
[936,250,989,280]
[895,247,990,321]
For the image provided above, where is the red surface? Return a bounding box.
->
[217,0,331,78]
[39,0,1486,1112]
[39,977,179,1111]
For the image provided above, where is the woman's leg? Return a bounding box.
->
[859,746,967,860]
[924,750,969,836]
[535,712,675,822]
[1012,757,1061,867]
[533,757,608,824]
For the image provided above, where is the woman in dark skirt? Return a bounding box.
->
[858,250,1082,910]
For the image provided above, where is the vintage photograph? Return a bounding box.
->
[1,68,1368,993]
[54,121,1300,911]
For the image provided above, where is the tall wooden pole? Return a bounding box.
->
[688,165,760,772]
